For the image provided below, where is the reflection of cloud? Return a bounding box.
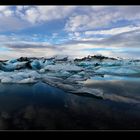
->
[84,79,140,104]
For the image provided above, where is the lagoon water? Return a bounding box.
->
[0,79,140,130]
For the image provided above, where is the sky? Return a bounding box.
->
[0,6,140,59]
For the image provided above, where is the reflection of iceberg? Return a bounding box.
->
[0,55,140,100]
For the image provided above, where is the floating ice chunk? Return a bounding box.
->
[43,76,63,83]
[55,83,76,91]
[13,62,27,69]
[77,71,86,76]
[116,67,138,74]
[11,74,25,81]
[54,55,68,61]
[39,69,46,73]
[61,70,70,75]
[13,72,29,79]
[66,74,87,81]
[1,62,27,71]
[1,64,16,71]
[71,87,104,99]
[68,74,82,79]
[96,66,138,76]
[30,60,41,70]
[1,77,13,83]
[44,64,83,72]
[77,61,96,67]
[42,76,79,91]
[0,71,11,80]
[27,71,41,79]
[6,58,18,64]
[13,70,41,80]
[46,70,71,78]
[43,60,54,66]
[0,70,41,83]
[100,60,124,67]
[49,70,71,78]
[42,76,64,87]
[18,78,37,84]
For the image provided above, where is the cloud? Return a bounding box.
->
[62,27,140,48]
[84,25,140,36]
[0,41,61,60]
[0,6,13,17]
[1,26,140,59]
[56,29,140,59]
[23,7,40,24]
[1,6,140,33]
[3,42,54,49]
[0,16,32,32]
[0,6,33,32]
[65,6,140,32]
[100,29,140,48]
[65,8,118,32]
[0,6,140,59]
[0,6,77,32]
[15,6,76,24]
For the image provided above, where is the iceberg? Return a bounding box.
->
[1,77,13,83]
[18,77,37,84]
[44,64,83,72]
[54,55,68,61]
[95,66,139,76]
[6,58,18,64]
[30,60,42,70]
[0,55,139,99]
[1,61,27,71]
[43,60,54,66]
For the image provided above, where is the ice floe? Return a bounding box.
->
[44,64,83,72]
[0,55,139,99]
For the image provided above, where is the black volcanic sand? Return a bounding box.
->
[0,81,140,130]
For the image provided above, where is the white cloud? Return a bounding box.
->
[0,40,59,60]
[0,6,140,59]
[0,17,30,32]
[117,6,140,20]
[16,6,76,24]
[0,6,77,32]
[1,6,140,33]
[65,6,140,32]
[0,6,13,17]
[23,7,40,24]
[84,25,140,36]
[1,29,140,59]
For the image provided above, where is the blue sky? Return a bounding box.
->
[0,6,140,59]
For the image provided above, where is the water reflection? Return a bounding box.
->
[0,81,140,129]
[84,78,140,103]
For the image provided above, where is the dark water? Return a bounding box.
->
[0,81,140,130]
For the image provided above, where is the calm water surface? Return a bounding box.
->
[0,80,140,130]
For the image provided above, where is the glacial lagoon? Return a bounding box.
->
[0,55,140,129]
